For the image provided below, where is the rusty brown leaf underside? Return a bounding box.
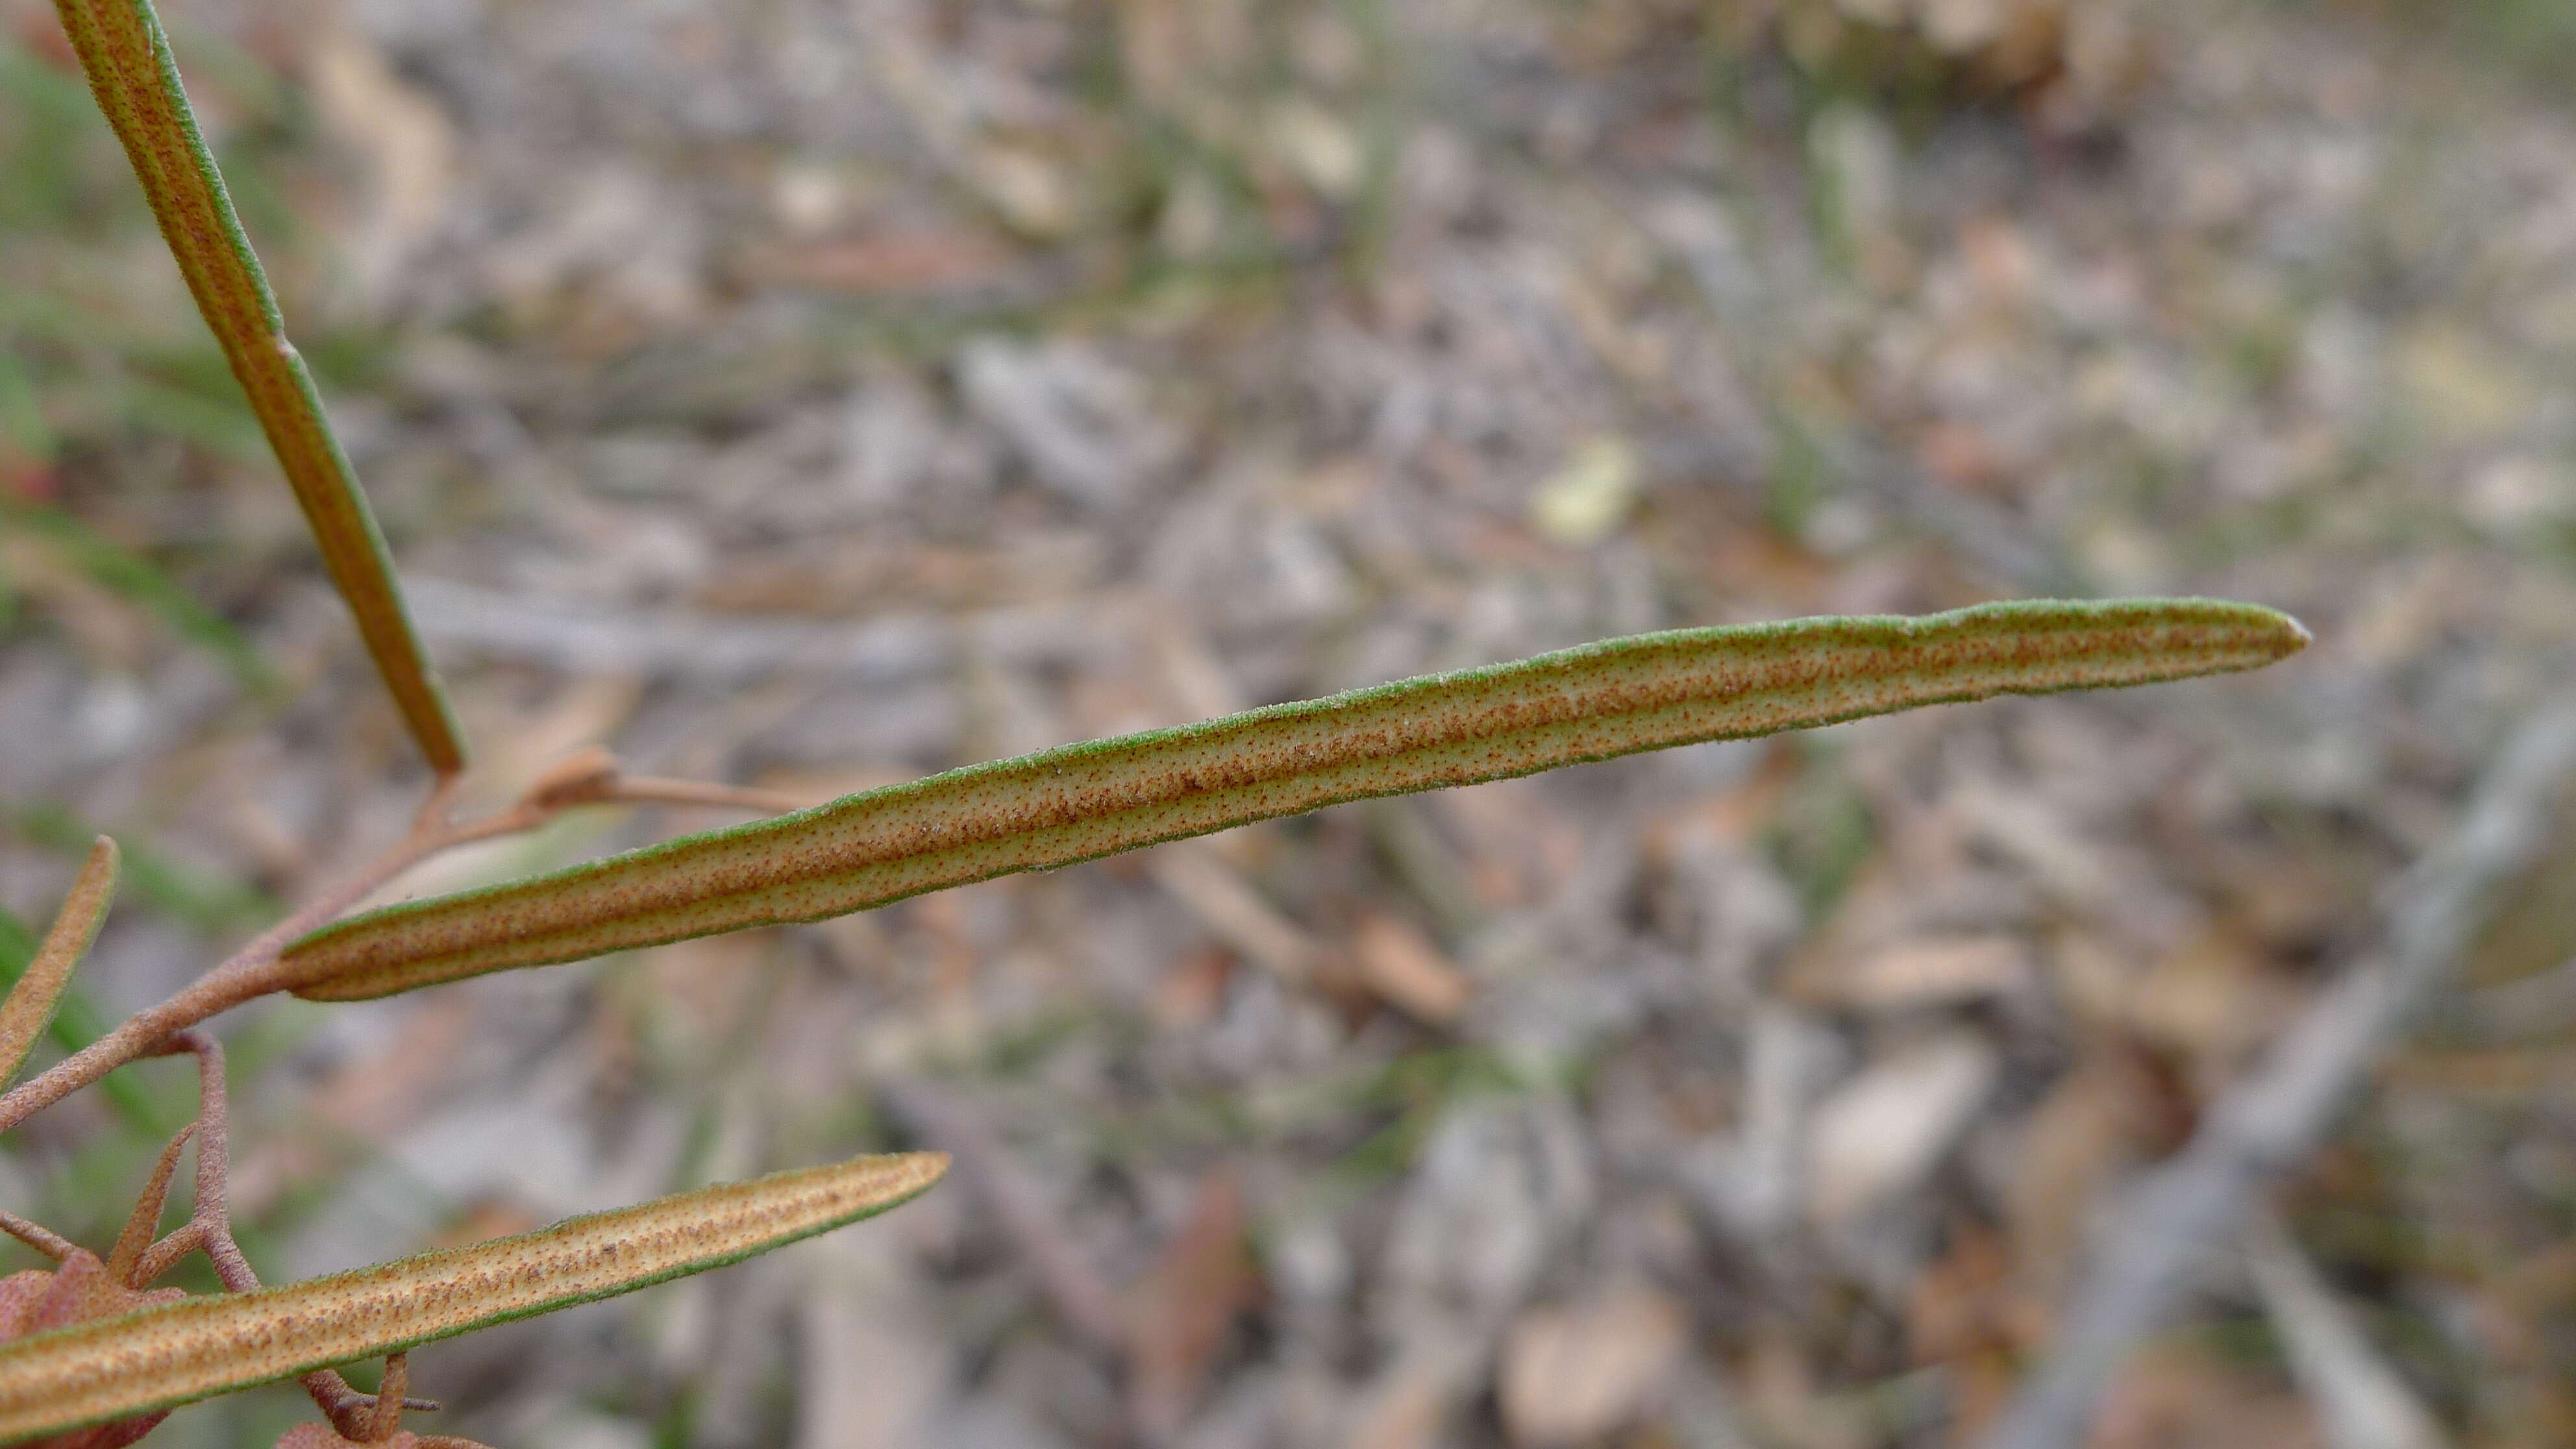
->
[51,0,466,773]
[0,837,119,1089]
[0,1152,947,1441]
[284,599,2307,1001]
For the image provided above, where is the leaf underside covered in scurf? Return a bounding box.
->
[0,837,119,1089]
[0,1152,947,1442]
[285,598,2307,1001]
[49,0,466,773]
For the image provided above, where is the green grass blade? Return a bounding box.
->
[0,499,280,695]
[48,0,467,774]
[0,1150,947,1440]
[0,837,118,1089]
[16,806,275,937]
[286,599,2308,1001]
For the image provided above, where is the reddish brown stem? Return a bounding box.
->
[0,754,786,1435]
[118,1032,424,1437]
[0,782,467,1133]
[370,1353,410,1440]
[0,763,804,1134]
[0,1209,79,1263]
[604,776,811,815]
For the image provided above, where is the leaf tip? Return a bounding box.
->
[2162,598,2310,670]
[2272,609,2314,658]
[884,1149,952,1196]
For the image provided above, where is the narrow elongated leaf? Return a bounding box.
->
[0,905,166,1136]
[288,599,2306,1001]
[0,837,118,1089]
[51,0,467,774]
[0,1150,947,1441]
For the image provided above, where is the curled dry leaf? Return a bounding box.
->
[0,1152,948,1443]
[285,599,2307,1000]
[0,837,118,1089]
[49,0,466,773]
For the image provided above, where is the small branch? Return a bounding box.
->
[369,1353,409,1441]
[2242,1211,2449,1449]
[0,1210,79,1263]
[0,784,460,1133]
[112,1032,416,1438]
[127,1033,256,1292]
[0,752,795,1432]
[1981,699,2576,1449]
[604,776,812,816]
[0,754,809,1133]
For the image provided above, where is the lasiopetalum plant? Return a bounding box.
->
[0,0,2312,1442]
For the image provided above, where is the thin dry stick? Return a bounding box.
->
[1980,699,2576,1449]
[0,767,797,1137]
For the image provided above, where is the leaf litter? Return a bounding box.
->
[6,0,2575,1443]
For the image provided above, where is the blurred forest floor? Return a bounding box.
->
[6,0,2576,1445]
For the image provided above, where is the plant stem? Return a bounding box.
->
[0,782,464,1133]
[0,768,800,1135]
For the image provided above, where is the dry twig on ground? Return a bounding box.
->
[1983,699,2576,1449]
